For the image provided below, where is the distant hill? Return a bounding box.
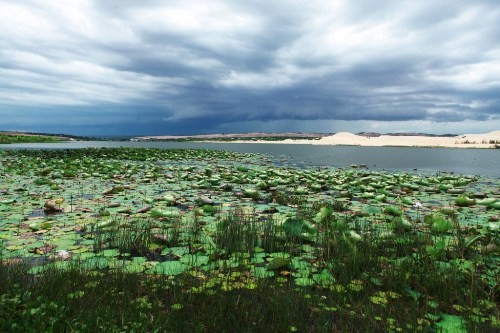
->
[132,132,331,141]
[0,131,63,144]
[384,132,457,137]
[356,132,457,137]
[0,131,108,142]
[133,131,466,142]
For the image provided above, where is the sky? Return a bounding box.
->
[1,0,499,136]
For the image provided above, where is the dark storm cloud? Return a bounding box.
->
[0,0,499,135]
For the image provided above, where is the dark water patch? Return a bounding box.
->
[28,209,63,218]
[176,203,190,211]
[74,194,94,199]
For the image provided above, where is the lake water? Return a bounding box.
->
[1,141,499,177]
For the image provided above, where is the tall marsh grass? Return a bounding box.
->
[0,204,498,332]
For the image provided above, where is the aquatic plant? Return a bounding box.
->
[0,147,498,332]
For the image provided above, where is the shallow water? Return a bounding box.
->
[1,141,499,177]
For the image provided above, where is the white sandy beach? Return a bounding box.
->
[207,131,500,148]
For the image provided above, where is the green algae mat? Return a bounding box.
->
[0,148,498,331]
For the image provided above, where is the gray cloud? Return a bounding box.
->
[0,0,499,135]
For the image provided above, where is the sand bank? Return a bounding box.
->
[226,131,500,148]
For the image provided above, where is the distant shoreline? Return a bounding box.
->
[2,130,499,148]
[135,131,500,149]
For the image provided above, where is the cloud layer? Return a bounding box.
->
[1,0,499,135]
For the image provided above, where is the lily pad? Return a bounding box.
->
[435,314,467,333]
[149,261,187,275]
[266,257,290,270]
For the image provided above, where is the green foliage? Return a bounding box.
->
[215,208,259,255]
[0,290,66,332]
[0,133,60,144]
[282,218,317,240]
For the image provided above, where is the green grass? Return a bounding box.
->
[0,226,497,332]
[0,264,340,333]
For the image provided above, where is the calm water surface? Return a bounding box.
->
[1,141,498,177]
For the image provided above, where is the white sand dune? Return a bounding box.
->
[139,131,500,148]
[483,130,500,136]
[271,131,500,148]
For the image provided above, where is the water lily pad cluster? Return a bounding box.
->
[0,149,498,303]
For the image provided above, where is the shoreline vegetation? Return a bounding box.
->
[2,130,499,148]
[0,147,498,331]
[0,133,62,144]
[0,131,103,144]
